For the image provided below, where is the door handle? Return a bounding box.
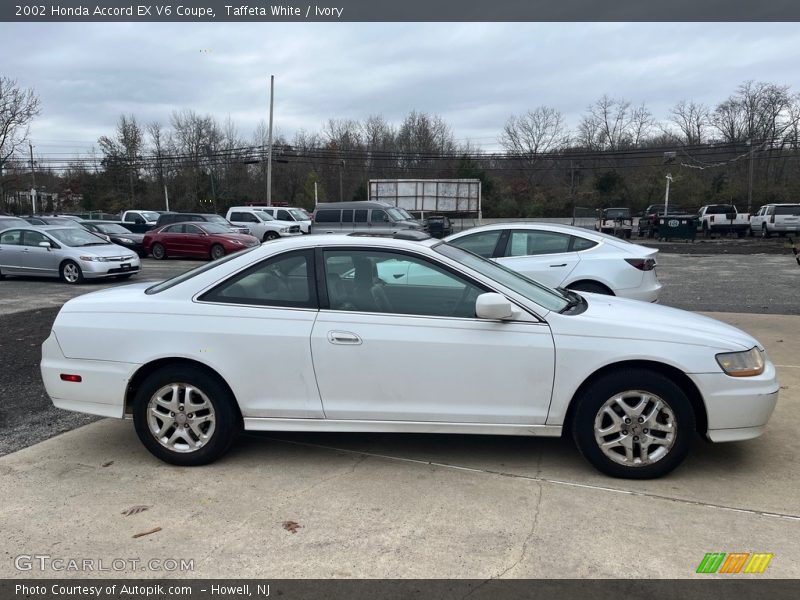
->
[327,331,362,345]
[549,263,567,267]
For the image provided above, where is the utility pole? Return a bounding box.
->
[339,159,345,202]
[29,142,37,215]
[164,184,170,212]
[747,139,754,213]
[266,75,274,206]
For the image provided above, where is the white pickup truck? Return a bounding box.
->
[118,210,160,233]
[697,204,750,237]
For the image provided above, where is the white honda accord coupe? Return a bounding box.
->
[41,232,778,478]
[445,223,662,302]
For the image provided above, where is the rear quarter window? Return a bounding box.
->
[315,210,340,223]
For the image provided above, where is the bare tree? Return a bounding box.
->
[668,100,710,145]
[712,81,797,143]
[500,106,569,159]
[578,96,632,150]
[0,77,41,208]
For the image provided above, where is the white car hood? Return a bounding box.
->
[548,292,759,352]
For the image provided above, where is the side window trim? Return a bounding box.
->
[494,229,511,258]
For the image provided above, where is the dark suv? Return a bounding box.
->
[424,215,453,238]
[155,213,248,234]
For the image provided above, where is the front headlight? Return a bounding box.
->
[231,239,243,245]
[79,255,108,262]
[716,347,765,377]
[119,238,134,244]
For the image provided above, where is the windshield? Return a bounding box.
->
[387,208,407,221]
[206,215,230,224]
[435,243,569,313]
[289,208,308,220]
[141,212,160,221]
[49,228,111,247]
[199,223,231,234]
[603,209,629,218]
[255,211,276,221]
[397,208,414,220]
[95,223,131,234]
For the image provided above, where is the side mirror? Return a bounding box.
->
[475,293,514,320]
[134,217,144,224]
[38,241,52,249]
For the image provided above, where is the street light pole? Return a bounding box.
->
[29,142,37,214]
[664,173,672,216]
[266,75,275,206]
[747,139,754,213]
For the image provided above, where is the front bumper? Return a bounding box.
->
[689,366,779,441]
[80,255,141,278]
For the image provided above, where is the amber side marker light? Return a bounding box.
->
[60,374,82,382]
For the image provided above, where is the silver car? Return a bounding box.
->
[0,225,141,284]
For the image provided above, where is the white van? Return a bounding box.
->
[225,207,302,241]
[256,206,312,233]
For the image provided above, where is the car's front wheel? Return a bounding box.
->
[132,366,241,466]
[572,368,695,479]
[263,231,280,242]
[210,244,226,260]
[60,260,84,284]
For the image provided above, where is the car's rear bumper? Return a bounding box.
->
[41,331,134,418]
[616,277,662,303]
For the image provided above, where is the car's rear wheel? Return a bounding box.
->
[263,231,280,242]
[568,281,612,295]
[132,366,240,466]
[210,244,226,260]
[762,224,770,239]
[151,243,166,260]
[572,369,695,479]
[60,260,84,284]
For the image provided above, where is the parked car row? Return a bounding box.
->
[637,203,800,239]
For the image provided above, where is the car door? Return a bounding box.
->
[20,230,61,277]
[184,224,209,257]
[195,249,324,418]
[0,229,25,274]
[367,209,394,234]
[495,229,579,288]
[311,247,555,424]
[160,224,186,255]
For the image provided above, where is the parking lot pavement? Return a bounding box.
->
[0,259,197,316]
[0,312,797,579]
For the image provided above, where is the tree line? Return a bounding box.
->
[1,76,799,217]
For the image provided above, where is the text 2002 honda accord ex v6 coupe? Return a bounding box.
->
[41,233,779,478]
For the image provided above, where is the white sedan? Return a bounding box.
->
[41,233,778,478]
[445,223,661,302]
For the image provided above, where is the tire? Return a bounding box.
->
[210,244,226,260]
[761,225,770,239]
[60,260,84,284]
[132,366,241,466]
[568,281,612,295]
[571,368,695,479]
[151,243,166,260]
[262,231,280,242]
[702,223,710,238]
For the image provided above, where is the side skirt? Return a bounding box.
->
[243,418,562,437]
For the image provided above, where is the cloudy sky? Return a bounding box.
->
[3,22,800,157]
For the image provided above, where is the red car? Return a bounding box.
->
[143,222,260,260]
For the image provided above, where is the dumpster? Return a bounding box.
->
[657,215,697,241]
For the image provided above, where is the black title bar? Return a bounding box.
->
[3,0,800,22]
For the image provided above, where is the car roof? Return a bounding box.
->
[314,201,394,210]
[448,222,603,237]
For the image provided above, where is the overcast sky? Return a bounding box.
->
[3,22,800,157]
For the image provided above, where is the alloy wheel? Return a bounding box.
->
[146,383,217,453]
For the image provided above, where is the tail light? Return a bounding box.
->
[710,215,715,223]
[770,215,775,223]
[625,258,656,271]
